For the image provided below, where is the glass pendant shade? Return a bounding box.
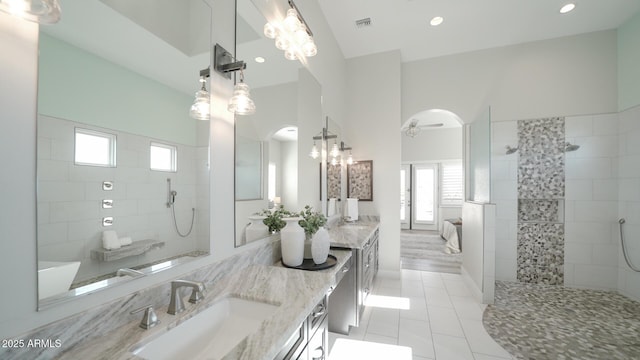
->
[346,152,354,165]
[189,87,210,120]
[331,157,338,166]
[228,82,256,115]
[302,40,317,57]
[0,0,61,24]
[309,143,319,159]
[283,8,301,32]
[330,142,340,158]
[275,35,290,51]
[263,22,277,39]
[284,48,297,61]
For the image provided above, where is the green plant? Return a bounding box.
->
[258,205,293,233]
[298,205,327,236]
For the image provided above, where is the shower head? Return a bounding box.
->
[505,145,519,155]
[565,142,580,152]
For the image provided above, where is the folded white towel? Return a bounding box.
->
[328,198,338,217]
[119,237,132,246]
[102,230,120,250]
[346,198,359,222]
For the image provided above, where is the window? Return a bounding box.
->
[74,128,116,167]
[150,142,177,172]
[441,161,463,206]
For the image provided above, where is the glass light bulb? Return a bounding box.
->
[284,47,297,60]
[331,157,338,166]
[227,82,255,115]
[346,153,354,165]
[302,40,317,57]
[309,144,319,159]
[275,35,290,50]
[330,142,340,158]
[263,22,277,39]
[294,29,309,45]
[283,8,301,32]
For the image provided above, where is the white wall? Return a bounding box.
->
[618,104,640,301]
[564,113,620,290]
[0,12,40,338]
[401,128,462,162]
[402,30,618,125]
[461,202,496,303]
[345,51,402,271]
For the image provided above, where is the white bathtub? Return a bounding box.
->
[38,261,81,300]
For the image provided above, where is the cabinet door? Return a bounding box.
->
[274,321,306,360]
[307,316,328,360]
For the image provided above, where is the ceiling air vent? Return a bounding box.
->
[355,18,372,28]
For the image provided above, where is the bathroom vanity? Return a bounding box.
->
[327,222,380,333]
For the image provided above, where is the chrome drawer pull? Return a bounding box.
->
[311,346,325,360]
[312,304,326,318]
[342,266,350,273]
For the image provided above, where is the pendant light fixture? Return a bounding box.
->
[189,68,211,120]
[227,69,255,115]
[0,0,61,24]
[309,140,320,159]
[263,0,317,61]
[212,44,256,116]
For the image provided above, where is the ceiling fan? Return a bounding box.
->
[403,119,444,137]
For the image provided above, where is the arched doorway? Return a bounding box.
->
[400,109,464,273]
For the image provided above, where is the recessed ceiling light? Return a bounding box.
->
[430,16,444,27]
[255,56,265,63]
[560,3,576,14]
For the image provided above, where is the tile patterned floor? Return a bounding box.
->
[483,281,640,360]
[329,270,514,360]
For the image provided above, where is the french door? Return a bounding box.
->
[400,163,438,230]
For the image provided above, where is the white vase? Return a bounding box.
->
[311,227,330,264]
[245,215,269,243]
[281,217,305,267]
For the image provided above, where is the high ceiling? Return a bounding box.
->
[318,0,640,62]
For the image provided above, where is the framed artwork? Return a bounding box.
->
[319,163,342,200]
[347,160,373,201]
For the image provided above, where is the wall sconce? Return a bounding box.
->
[189,68,211,121]
[213,44,255,115]
[311,127,337,159]
[0,0,61,24]
[340,142,354,165]
[263,0,317,61]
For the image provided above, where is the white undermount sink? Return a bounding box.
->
[131,297,279,360]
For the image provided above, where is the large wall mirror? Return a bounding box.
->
[36,0,212,308]
[234,0,323,247]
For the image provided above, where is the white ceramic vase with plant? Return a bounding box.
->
[280,217,305,267]
[245,215,269,243]
[298,206,328,261]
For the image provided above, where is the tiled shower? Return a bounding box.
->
[492,109,640,300]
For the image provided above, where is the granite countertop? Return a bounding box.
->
[327,221,380,250]
[60,251,352,360]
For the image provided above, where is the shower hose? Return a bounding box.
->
[172,204,195,238]
[619,218,640,272]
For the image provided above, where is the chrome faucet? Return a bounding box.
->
[167,280,205,315]
[116,268,145,277]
